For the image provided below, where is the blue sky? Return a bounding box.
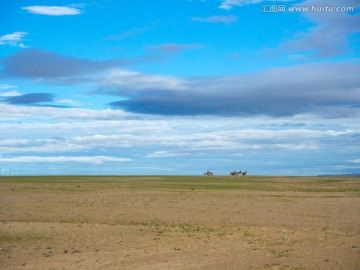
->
[0,0,359,176]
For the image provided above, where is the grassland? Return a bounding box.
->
[0,175,359,269]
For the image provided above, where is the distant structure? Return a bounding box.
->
[230,171,241,177]
[204,170,213,176]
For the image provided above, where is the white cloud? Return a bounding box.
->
[0,155,131,164]
[98,69,188,92]
[56,99,80,106]
[0,85,20,97]
[22,6,82,16]
[1,119,354,156]
[0,91,21,97]
[0,32,28,48]
[0,84,17,90]
[0,104,131,120]
[0,106,358,174]
[146,151,189,158]
[192,15,238,24]
[220,0,259,9]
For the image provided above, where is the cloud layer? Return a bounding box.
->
[1,107,359,175]
[2,49,359,118]
[109,63,360,117]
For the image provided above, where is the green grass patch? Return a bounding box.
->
[0,232,48,243]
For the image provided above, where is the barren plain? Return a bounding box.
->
[1,176,359,269]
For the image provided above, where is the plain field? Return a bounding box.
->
[0,175,359,269]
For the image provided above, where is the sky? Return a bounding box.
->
[0,0,359,176]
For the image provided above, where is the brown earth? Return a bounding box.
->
[0,176,359,269]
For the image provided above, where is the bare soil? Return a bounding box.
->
[0,176,359,269]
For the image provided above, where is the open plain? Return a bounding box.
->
[0,175,359,270]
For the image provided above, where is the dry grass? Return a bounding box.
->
[0,176,359,269]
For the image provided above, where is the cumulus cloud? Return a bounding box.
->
[0,156,130,164]
[22,6,82,16]
[191,15,238,24]
[0,32,28,48]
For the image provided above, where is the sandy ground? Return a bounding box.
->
[0,176,359,269]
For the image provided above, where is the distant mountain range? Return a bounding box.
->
[317,173,360,177]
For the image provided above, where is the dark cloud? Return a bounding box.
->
[1,93,72,108]
[2,93,54,105]
[110,91,307,116]
[36,104,72,108]
[109,63,360,117]
[0,49,130,83]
